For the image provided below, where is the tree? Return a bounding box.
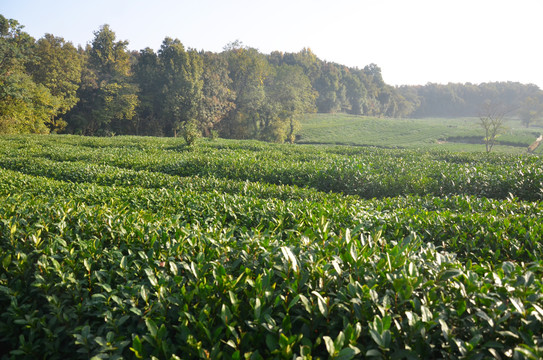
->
[343,69,367,115]
[0,15,54,134]
[157,37,203,137]
[199,51,235,136]
[65,25,138,135]
[132,48,163,135]
[263,64,316,142]
[27,34,82,132]
[314,63,345,113]
[518,96,542,128]
[0,15,33,77]
[0,72,55,134]
[479,100,509,153]
[221,42,270,139]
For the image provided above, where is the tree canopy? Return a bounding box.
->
[1,15,542,140]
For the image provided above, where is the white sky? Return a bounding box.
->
[2,0,542,89]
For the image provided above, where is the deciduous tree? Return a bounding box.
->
[479,100,508,153]
[221,42,269,139]
[518,96,542,128]
[132,48,162,135]
[199,51,235,136]
[65,25,138,135]
[0,15,54,134]
[28,34,82,132]
[263,64,316,142]
[157,37,203,137]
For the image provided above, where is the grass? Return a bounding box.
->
[298,113,543,153]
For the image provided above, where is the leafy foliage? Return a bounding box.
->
[1,135,543,359]
[64,25,138,136]
[3,14,542,139]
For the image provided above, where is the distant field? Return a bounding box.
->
[298,113,543,154]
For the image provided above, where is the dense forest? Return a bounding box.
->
[1,15,542,141]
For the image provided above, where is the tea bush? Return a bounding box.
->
[0,135,542,359]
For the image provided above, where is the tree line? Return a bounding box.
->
[399,82,543,127]
[1,15,542,141]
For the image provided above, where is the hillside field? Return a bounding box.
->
[298,114,543,154]
[1,135,543,359]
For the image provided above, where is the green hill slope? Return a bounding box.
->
[298,113,543,153]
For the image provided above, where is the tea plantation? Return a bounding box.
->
[1,135,542,359]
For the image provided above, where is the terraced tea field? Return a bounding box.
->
[1,135,542,359]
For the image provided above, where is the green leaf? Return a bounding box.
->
[438,319,449,339]
[532,303,543,317]
[130,307,143,316]
[110,294,122,305]
[369,329,383,347]
[421,305,433,322]
[456,299,467,316]
[488,348,501,360]
[336,347,359,360]
[145,268,158,287]
[157,324,167,339]
[254,297,262,320]
[140,286,149,303]
[190,261,199,279]
[476,310,494,327]
[99,282,112,293]
[299,294,311,313]
[344,228,351,244]
[117,315,130,326]
[365,349,382,357]
[287,294,300,311]
[280,246,298,272]
[312,291,328,318]
[265,334,278,351]
[381,315,391,331]
[438,268,462,282]
[515,345,539,360]
[169,261,178,274]
[92,293,107,303]
[332,259,342,276]
[334,331,345,350]
[145,318,158,337]
[94,336,107,347]
[130,335,143,359]
[84,258,91,272]
[323,336,335,355]
[120,256,127,270]
[510,297,525,314]
[278,333,289,348]
[523,271,535,287]
[221,304,233,325]
[2,254,11,269]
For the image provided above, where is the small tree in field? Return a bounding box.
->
[181,119,201,146]
[479,101,510,153]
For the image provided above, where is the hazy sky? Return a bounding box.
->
[3,0,542,89]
